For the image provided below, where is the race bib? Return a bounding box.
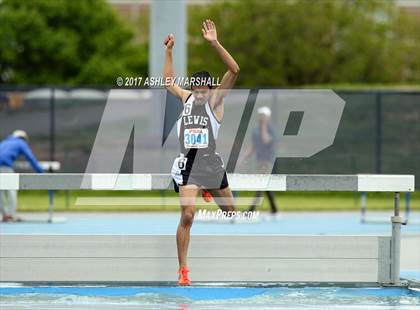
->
[184,128,208,149]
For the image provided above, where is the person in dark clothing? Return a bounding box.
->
[240,107,278,214]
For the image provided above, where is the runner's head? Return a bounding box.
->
[190,71,213,105]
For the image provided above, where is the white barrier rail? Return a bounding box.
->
[0,173,415,192]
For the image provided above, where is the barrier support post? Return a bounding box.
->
[390,192,403,285]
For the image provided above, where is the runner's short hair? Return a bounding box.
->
[191,71,213,89]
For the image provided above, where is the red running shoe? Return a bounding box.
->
[178,267,191,286]
[202,190,213,203]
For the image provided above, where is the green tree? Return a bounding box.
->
[188,0,420,87]
[0,0,148,85]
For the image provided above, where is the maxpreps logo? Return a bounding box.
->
[82,89,345,177]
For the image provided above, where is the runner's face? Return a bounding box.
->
[192,86,211,105]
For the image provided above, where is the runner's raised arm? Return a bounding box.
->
[202,19,240,103]
[163,34,191,104]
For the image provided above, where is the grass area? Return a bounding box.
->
[16,190,420,212]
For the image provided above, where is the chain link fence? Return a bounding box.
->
[0,87,418,188]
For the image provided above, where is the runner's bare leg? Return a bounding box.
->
[177,184,200,268]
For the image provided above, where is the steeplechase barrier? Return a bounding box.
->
[0,173,415,286]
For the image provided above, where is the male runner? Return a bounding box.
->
[163,19,240,285]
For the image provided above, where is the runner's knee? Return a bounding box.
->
[181,207,195,227]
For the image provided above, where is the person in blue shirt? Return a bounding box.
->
[0,130,43,222]
[239,107,278,215]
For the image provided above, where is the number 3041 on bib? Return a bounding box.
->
[184,128,208,148]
